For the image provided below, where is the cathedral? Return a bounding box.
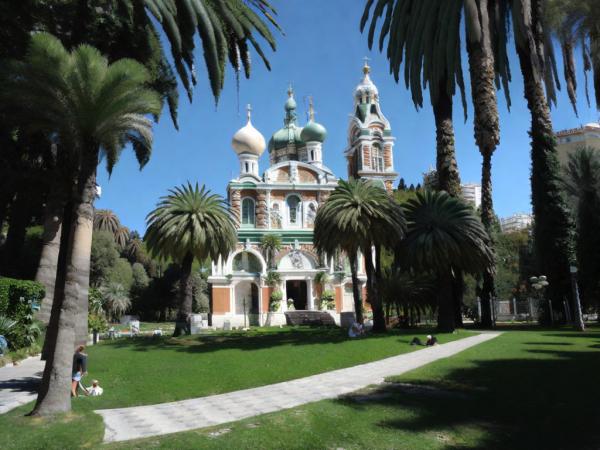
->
[209,62,398,328]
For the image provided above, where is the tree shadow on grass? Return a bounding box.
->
[338,346,600,450]
[97,326,440,355]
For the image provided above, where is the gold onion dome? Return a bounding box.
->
[354,59,379,100]
[232,105,266,156]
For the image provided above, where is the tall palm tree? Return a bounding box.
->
[512,0,575,317]
[562,148,600,313]
[361,0,466,196]
[260,234,282,269]
[3,33,161,416]
[464,0,512,328]
[125,237,147,265]
[314,179,405,331]
[94,209,121,235]
[145,183,236,336]
[400,191,494,332]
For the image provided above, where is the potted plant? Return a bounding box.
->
[269,290,283,312]
[320,290,335,310]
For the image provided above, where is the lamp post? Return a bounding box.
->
[569,266,585,331]
[530,275,551,324]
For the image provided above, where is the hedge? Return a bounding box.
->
[0,277,45,349]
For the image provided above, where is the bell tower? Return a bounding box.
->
[345,59,397,191]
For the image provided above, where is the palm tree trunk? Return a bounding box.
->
[35,186,66,325]
[364,246,385,332]
[433,80,464,325]
[174,251,194,336]
[348,252,363,324]
[514,0,574,321]
[432,82,462,197]
[466,0,499,328]
[31,156,97,416]
[437,271,455,332]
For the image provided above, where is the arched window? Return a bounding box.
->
[287,195,302,226]
[233,252,262,273]
[371,143,384,172]
[241,198,255,226]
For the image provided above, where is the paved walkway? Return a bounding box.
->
[97,332,500,443]
[0,356,44,414]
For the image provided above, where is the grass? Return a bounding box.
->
[99,325,600,450]
[0,326,468,449]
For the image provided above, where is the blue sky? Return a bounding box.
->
[96,0,598,234]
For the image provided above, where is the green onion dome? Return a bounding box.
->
[301,120,326,143]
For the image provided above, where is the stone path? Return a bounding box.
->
[97,332,500,443]
[0,356,44,414]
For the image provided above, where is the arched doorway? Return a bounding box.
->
[286,280,307,310]
[235,281,260,326]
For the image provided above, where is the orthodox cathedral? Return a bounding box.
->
[209,62,398,328]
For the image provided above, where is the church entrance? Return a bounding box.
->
[235,281,260,326]
[286,280,308,310]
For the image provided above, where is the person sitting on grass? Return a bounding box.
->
[71,345,88,397]
[425,335,438,346]
[348,321,365,338]
[87,380,103,396]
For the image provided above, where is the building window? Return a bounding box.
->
[371,144,384,172]
[241,198,255,226]
[287,195,302,226]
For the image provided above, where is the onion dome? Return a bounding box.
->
[354,59,379,102]
[301,98,327,143]
[269,86,305,151]
[232,105,266,156]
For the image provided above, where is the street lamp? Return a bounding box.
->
[569,266,585,331]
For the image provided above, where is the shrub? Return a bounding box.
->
[0,278,44,349]
[320,290,335,310]
[269,290,283,312]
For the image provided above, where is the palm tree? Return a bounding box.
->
[260,234,282,269]
[562,148,600,313]
[94,209,121,235]
[100,282,131,322]
[3,33,161,416]
[512,0,575,315]
[400,191,494,332]
[361,0,465,196]
[314,179,405,331]
[125,237,147,265]
[547,0,600,112]
[379,268,436,326]
[145,183,236,336]
[463,0,511,328]
[114,226,131,251]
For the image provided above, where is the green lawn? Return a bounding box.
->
[0,326,468,449]
[99,325,600,450]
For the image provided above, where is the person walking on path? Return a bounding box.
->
[71,345,88,397]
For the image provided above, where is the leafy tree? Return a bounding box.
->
[90,231,120,287]
[315,179,405,331]
[562,148,600,310]
[3,33,162,416]
[400,191,494,332]
[145,183,236,336]
[125,237,148,265]
[131,262,150,291]
[105,258,134,291]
